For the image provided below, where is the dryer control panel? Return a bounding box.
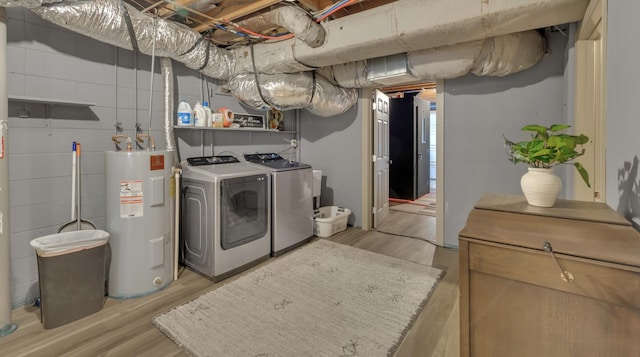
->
[187,155,240,166]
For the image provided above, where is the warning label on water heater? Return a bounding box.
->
[120,179,143,218]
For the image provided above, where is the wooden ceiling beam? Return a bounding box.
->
[297,0,335,12]
[128,0,398,37]
[381,82,436,94]
[140,0,198,19]
[214,0,283,20]
[193,0,283,32]
[340,0,397,16]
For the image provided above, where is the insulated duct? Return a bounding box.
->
[242,0,588,70]
[20,0,236,80]
[213,6,325,48]
[228,30,544,114]
[470,31,547,76]
[229,72,358,117]
[322,31,546,88]
[160,58,178,165]
[1,0,586,117]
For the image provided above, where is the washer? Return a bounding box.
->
[181,155,271,281]
[243,153,313,256]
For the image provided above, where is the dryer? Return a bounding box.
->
[181,155,271,281]
[243,153,313,256]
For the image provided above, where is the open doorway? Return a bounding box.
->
[362,82,444,247]
[385,84,437,201]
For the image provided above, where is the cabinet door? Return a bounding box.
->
[460,240,640,357]
[469,272,640,357]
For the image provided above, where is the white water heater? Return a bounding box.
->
[105,150,174,298]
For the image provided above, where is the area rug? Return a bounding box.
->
[153,239,444,357]
[390,193,437,216]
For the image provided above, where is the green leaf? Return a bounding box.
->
[574,162,591,188]
[521,125,548,139]
[558,135,576,149]
[530,149,551,158]
[550,124,570,132]
[525,139,543,151]
[575,134,589,145]
[547,136,564,148]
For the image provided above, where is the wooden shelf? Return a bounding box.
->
[8,95,96,107]
[174,126,294,134]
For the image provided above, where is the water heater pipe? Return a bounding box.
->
[173,167,181,281]
[0,7,18,337]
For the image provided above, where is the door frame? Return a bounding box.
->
[573,0,606,202]
[361,80,445,247]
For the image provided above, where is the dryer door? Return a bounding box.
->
[220,174,269,250]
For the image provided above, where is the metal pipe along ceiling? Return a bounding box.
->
[1,0,588,116]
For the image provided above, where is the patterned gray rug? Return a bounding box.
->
[153,239,444,356]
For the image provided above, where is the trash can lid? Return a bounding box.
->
[30,229,109,254]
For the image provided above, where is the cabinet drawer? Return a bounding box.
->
[468,240,640,309]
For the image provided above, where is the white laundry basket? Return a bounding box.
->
[314,206,351,238]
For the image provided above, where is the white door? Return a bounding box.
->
[373,89,390,228]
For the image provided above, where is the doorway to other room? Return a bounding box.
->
[385,85,437,201]
[363,81,443,247]
[372,83,439,245]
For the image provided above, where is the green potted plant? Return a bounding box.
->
[504,124,590,207]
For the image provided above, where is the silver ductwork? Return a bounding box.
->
[24,0,236,80]
[233,44,314,75]
[254,0,588,69]
[213,6,325,48]
[321,31,546,88]
[229,72,358,117]
[229,30,544,115]
[160,58,178,160]
[1,0,587,117]
[470,31,547,76]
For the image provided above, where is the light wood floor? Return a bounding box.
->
[377,209,438,244]
[4,213,459,357]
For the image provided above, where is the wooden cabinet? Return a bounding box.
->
[459,193,640,357]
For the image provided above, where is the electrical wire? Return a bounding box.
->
[215,24,253,38]
[212,1,351,44]
[212,1,350,44]
[315,0,357,22]
[309,0,344,17]
[318,0,350,16]
[224,20,294,40]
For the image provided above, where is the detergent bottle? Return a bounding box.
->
[202,102,213,127]
[193,102,206,127]
[177,100,193,126]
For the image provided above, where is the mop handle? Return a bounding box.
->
[76,143,81,230]
[71,141,77,220]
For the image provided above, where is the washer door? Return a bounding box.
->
[220,174,268,250]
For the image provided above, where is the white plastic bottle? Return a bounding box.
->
[177,100,193,126]
[202,102,213,127]
[193,102,206,127]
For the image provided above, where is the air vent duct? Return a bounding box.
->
[367,54,420,86]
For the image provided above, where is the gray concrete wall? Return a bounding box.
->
[606,1,640,229]
[442,30,570,247]
[299,92,363,227]
[6,8,292,307]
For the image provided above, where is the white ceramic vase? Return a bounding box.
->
[520,167,562,207]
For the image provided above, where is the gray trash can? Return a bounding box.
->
[30,230,109,329]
